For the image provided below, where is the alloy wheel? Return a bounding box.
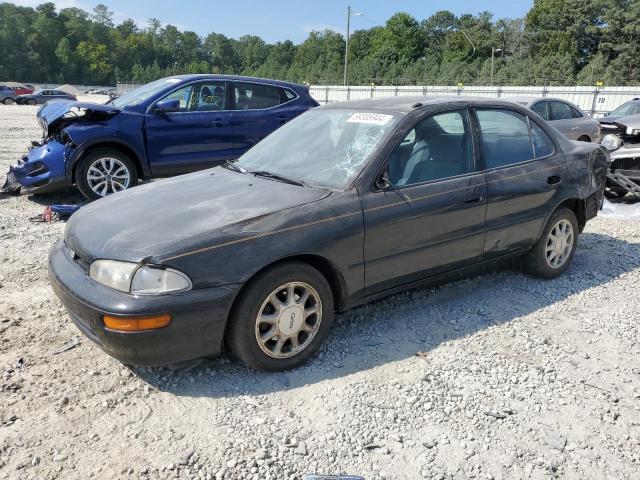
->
[86,157,131,197]
[545,219,574,269]
[254,282,322,359]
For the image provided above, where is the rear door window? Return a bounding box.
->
[531,102,549,120]
[233,82,295,110]
[549,101,574,120]
[476,109,534,168]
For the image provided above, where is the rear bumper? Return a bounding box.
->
[5,140,70,194]
[48,240,240,366]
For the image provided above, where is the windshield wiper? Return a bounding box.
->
[222,159,247,174]
[251,170,305,187]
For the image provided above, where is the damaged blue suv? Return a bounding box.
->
[3,75,318,200]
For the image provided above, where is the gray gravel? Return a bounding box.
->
[1,103,640,480]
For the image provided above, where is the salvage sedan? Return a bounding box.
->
[49,97,608,371]
[599,100,640,197]
[16,89,77,105]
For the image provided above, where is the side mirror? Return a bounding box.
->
[375,171,391,190]
[154,99,180,114]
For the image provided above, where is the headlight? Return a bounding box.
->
[89,260,192,294]
[601,134,622,151]
[130,266,192,295]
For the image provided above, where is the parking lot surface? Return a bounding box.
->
[1,102,639,480]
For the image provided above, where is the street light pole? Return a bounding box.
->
[491,47,503,86]
[344,5,351,86]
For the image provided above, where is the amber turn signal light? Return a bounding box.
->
[103,314,171,332]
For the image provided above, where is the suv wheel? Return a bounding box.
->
[525,207,578,278]
[227,262,334,371]
[76,148,138,201]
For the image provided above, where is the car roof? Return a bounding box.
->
[503,96,576,106]
[166,74,306,89]
[319,95,544,114]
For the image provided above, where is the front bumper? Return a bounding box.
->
[48,240,241,366]
[3,140,69,195]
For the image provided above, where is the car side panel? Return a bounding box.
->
[160,191,366,306]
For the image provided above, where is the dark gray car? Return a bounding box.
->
[0,86,17,105]
[507,97,601,143]
[16,89,77,105]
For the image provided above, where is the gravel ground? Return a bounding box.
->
[1,102,640,480]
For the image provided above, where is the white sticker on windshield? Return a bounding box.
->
[347,112,393,125]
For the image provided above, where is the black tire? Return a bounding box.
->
[577,135,590,142]
[227,262,335,372]
[524,207,578,279]
[27,99,36,106]
[76,148,138,201]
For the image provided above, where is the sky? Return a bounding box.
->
[9,0,534,43]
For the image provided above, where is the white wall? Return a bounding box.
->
[308,85,640,117]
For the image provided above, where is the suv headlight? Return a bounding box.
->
[89,260,192,294]
[601,134,622,152]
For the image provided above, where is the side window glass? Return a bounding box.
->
[163,85,194,112]
[476,109,533,168]
[530,122,554,158]
[191,82,226,111]
[160,83,226,112]
[387,110,474,187]
[549,101,574,120]
[571,106,584,118]
[234,82,290,110]
[531,102,548,120]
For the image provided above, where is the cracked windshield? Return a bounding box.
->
[237,109,399,188]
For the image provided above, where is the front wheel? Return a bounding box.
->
[226,262,334,371]
[76,148,138,201]
[3,98,14,105]
[524,207,578,278]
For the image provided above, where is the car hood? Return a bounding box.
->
[65,168,331,264]
[37,100,120,136]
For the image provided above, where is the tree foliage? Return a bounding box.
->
[0,1,639,86]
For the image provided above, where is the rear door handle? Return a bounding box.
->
[464,196,483,204]
[277,115,288,124]
[547,175,562,185]
[211,119,225,127]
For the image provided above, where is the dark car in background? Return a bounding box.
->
[16,89,77,105]
[4,75,318,200]
[48,96,608,370]
[0,85,17,105]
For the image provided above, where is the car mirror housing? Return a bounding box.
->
[154,99,180,114]
[375,171,391,191]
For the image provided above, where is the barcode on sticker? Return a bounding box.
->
[347,112,393,125]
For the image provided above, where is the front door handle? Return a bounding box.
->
[211,119,225,127]
[464,195,483,204]
[547,175,562,185]
[277,115,288,124]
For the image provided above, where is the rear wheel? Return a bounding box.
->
[524,207,578,278]
[27,99,36,106]
[227,262,334,371]
[76,148,138,201]
[3,98,14,105]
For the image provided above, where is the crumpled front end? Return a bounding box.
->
[2,138,74,195]
[600,119,640,196]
